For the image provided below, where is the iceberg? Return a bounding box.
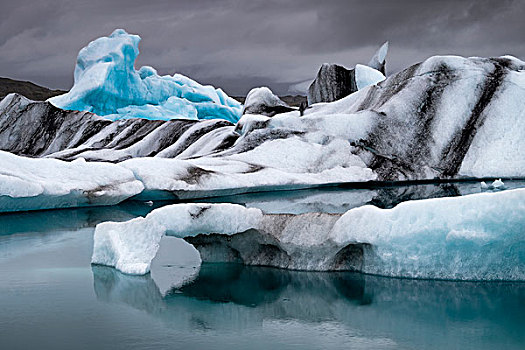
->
[92,188,525,280]
[492,178,505,189]
[48,29,242,123]
[481,179,506,191]
[119,136,375,200]
[1,54,525,213]
[242,87,295,116]
[367,41,389,74]
[0,93,233,161]
[329,188,525,280]
[307,63,358,105]
[307,42,388,105]
[0,150,143,212]
[4,55,525,181]
[92,203,263,274]
[354,64,385,90]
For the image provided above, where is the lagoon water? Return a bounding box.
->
[1,183,524,349]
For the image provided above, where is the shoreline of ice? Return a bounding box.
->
[2,145,523,213]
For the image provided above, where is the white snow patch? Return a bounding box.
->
[0,150,143,211]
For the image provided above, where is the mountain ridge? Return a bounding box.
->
[0,77,66,101]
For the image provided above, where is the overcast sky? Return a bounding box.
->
[1,0,524,95]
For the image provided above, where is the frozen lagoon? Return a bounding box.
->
[1,182,524,349]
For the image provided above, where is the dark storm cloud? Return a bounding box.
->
[1,0,524,95]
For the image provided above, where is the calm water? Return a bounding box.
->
[1,184,524,349]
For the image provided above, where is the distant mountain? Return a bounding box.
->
[0,77,66,101]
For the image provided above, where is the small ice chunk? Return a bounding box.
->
[243,87,294,116]
[492,179,505,189]
[0,150,144,212]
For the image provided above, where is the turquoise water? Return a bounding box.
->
[1,184,524,349]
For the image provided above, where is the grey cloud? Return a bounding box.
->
[1,0,524,95]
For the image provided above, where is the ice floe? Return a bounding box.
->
[0,150,143,212]
[92,188,525,280]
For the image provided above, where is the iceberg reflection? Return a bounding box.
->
[92,263,525,349]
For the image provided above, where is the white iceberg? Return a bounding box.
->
[48,29,242,123]
[92,188,525,280]
[330,187,525,280]
[354,64,386,90]
[492,178,505,189]
[1,53,524,213]
[120,136,376,200]
[0,150,143,212]
[92,203,263,274]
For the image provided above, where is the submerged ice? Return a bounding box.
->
[48,29,242,123]
[92,188,525,281]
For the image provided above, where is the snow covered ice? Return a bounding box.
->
[242,87,294,116]
[92,188,525,280]
[354,64,385,90]
[92,203,263,274]
[48,29,242,123]
[0,150,143,212]
[0,55,524,212]
[1,36,525,213]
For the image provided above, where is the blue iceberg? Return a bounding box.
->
[48,29,242,123]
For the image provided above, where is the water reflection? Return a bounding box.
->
[92,263,525,348]
[2,181,524,234]
[190,180,525,214]
[0,201,159,236]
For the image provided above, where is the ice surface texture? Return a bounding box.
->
[1,55,525,212]
[0,150,143,212]
[368,41,389,74]
[354,64,385,90]
[4,55,524,179]
[242,87,295,116]
[92,188,525,280]
[92,203,263,274]
[48,29,242,123]
[307,44,386,105]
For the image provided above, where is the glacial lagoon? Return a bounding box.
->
[1,182,524,349]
